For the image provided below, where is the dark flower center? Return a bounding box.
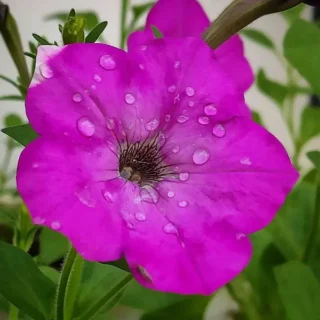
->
[118,137,169,185]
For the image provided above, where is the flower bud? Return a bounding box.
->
[0,1,9,31]
[62,16,86,44]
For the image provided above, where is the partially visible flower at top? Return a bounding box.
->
[17,37,298,295]
[303,0,320,7]
[128,0,254,93]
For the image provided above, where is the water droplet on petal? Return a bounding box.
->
[163,223,178,234]
[172,145,180,154]
[91,85,96,90]
[51,221,60,230]
[139,64,145,70]
[39,64,53,79]
[125,93,135,105]
[204,104,217,116]
[236,233,246,240]
[240,157,252,165]
[141,45,148,51]
[127,222,134,229]
[186,87,195,97]
[32,162,39,168]
[198,116,209,125]
[165,114,171,122]
[34,216,45,224]
[73,93,83,102]
[140,186,159,204]
[193,148,210,165]
[174,61,181,68]
[174,94,180,104]
[99,54,116,70]
[133,197,142,204]
[179,172,189,181]
[212,124,226,138]
[102,190,117,203]
[145,119,159,131]
[93,74,102,82]
[106,118,115,130]
[167,191,175,198]
[168,85,176,93]
[76,186,96,208]
[135,212,147,221]
[177,115,189,123]
[189,101,195,107]
[77,117,95,137]
[178,200,188,208]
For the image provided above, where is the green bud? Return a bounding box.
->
[0,1,9,31]
[62,16,86,44]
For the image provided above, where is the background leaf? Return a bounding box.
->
[274,261,320,320]
[85,21,108,43]
[0,241,56,320]
[241,28,275,49]
[1,124,38,146]
[299,107,320,146]
[284,20,320,94]
[282,4,306,24]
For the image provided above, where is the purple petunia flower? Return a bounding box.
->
[17,37,298,295]
[128,0,254,93]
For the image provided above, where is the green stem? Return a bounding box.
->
[54,245,83,320]
[303,183,320,262]
[0,11,30,87]
[74,274,133,320]
[203,0,303,49]
[120,0,130,49]
[8,304,19,320]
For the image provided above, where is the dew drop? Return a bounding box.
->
[189,101,195,107]
[204,104,217,116]
[73,93,83,102]
[127,222,135,230]
[177,115,189,123]
[139,64,145,70]
[212,124,226,138]
[140,186,159,204]
[240,157,252,165]
[51,221,61,230]
[236,233,246,240]
[172,145,180,154]
[168,85,176,93]
[174,61,181,68]
[163,223,178,234]
[91,85,96,90]
[198,116,209,125]
[39,64,53,79]
[179,172,189,181]
[76,186,96,208]
[193,148,210,165]
[167,191,175,198]
[135,212,147,221]
[145,119,159,131]
[77,117,95,137]
[34,216,45,224]
[93,74,102,82]
[106,118,115,130]
[102,190,116,203]
[173,94,180,104]
[165,114,171,122]
[32,162,39,168]
[186,87,195,97]
[125,93,135,105]
[141,45,148,51]
[99,54,116,70]
[178,200,188,208]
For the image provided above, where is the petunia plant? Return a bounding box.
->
[0,0,320,319]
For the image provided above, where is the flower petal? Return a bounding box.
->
[17,137,123,261]
[128,0,209,49]
[160,117,299,234]
[115,182,251,295]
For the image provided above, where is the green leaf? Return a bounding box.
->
[151,25,163,39]
[282,4,306,24]
[252,110,264,126]
[307,151,320,171]
[73,262,132,320]
[45,11,99,31]
[300,107,320,146]
[142,295,211,320]
[241,28,275,49]
[0,74,26,95]
[32,33,51,45]
[37,227,68,265]
[132,3,154,20]
[1,124,38,146]
[284,20,320,94]
[4,113,23,127]
[85,21,108,43]
[24,52,36,59]
[256,69,288,106]
[274,261,320,320]
[39,266,60,284]
[0,241,56,320]
[267,182,316,260]
[121,281,185,312]
[0,95,23,101]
